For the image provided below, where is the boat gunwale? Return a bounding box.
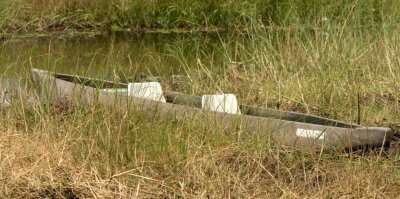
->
[32,68,380,130]
[30,68,394,148]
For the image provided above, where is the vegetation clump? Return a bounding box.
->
[0,0,399,33]
[1,0,400,198]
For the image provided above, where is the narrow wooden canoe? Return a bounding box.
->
[30,68,392,149]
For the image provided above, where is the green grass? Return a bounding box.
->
[2,27,400,197]
[1,0,400,33]
[1,0,400,197]
[1,96,399,197]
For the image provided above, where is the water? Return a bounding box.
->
[0,34,179,82]
[0,32,240,88]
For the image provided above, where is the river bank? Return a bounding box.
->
[2,1,400,198]
[1,0,398,34]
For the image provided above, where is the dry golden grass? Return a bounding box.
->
[1,1,400,196]
[1,103,400,198]
[0,131,137,198]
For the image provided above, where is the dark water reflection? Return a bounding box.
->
[0,32,245,89]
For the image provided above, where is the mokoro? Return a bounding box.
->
[30,68,393,149]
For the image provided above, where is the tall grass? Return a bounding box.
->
[1,0,400,32]
[2,85,400,198]
[1,28,400,197]
[160,27,400,125]
[1,1,400,197]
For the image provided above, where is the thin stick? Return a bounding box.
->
[357,90,361,125]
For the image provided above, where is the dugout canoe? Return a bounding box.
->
[30,68,393,149]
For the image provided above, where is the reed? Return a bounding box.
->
[1,91,399,198]
[1,1,400,197]
[1,0,399,33]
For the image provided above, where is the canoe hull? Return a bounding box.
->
[31,68,392,149]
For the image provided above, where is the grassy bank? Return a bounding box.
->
[0,0,399,33]
[1,89,400,198]
[1,27,400,197]
[1,1,400,198]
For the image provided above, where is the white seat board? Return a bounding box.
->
[201,94,241,114]
[128,82,166,102]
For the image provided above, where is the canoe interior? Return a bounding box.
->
[52,71,358,129]
[55,73,127,89]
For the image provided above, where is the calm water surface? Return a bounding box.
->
[0,33,243,89]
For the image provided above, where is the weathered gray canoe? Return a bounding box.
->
[31,68,393,149]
